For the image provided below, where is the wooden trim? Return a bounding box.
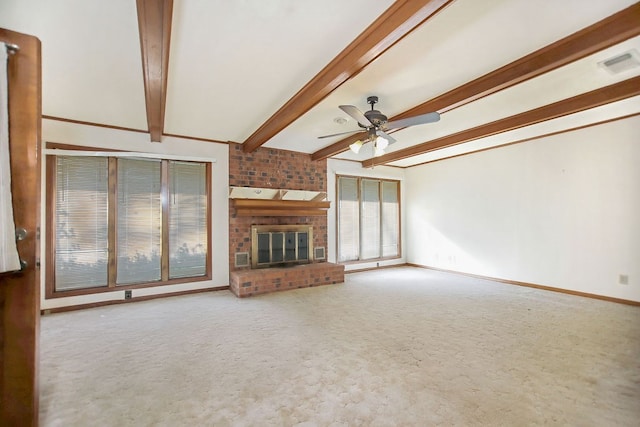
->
[344,262,406,274]
[310,192,327,202]
[242,0,453,153]
[232,199,330,210]
[46,274,213,299]
[407,112,640,168]
[341,255,403,267]
[42,116,236,147]
[205,163,213,276]
[363,76,640,167]
[395,179,402,259]
[46,141,123,152]
[107,158,117,287]
[162,132,230,145]
[312,3,640,161]
[42,115,148,134]
[334,174,340,264]
[41,286,228,314]
[231,199,330,217]
[0,27,42,427]
[234,209,328,217]
[136,0,174,142]
[44,156,57,300]
[408,264,640,307]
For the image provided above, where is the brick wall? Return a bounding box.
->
[228,143,328,272]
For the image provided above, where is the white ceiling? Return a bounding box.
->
[1,0,638,167]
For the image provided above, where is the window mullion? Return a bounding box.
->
[107,157,117,287]
[378,179,383,259]
[358,177,363,261]
[161,159,170,281]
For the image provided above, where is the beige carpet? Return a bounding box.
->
[39,267,640,426]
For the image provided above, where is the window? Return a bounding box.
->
[47,154,210,297]
[337,176,400,262]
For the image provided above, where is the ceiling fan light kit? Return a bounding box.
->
[349,140,363,154]
[373,141,386,157]
[319,95,440,157]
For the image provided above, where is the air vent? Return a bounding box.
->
[598,50,640,74]
[235,252,250,268]
[314,247,325,260]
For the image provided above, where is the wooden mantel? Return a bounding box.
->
[229,186,330,217]
[231,199,330,217]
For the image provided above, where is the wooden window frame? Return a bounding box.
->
[336,175,402,264]
[45,154,212,299]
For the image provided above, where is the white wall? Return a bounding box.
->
[405,116,640,302]
[41,119,229,309]
[327,158,406,271]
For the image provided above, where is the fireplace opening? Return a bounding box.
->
[251,225,313,268]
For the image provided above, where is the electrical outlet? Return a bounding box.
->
[125,290,132,299]
[619,275,629,285]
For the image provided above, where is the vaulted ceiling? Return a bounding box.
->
[1,0,639,167]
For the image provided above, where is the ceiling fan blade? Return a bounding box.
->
[317,129,365,139]
[376,130,397,145]
[339,105,373,127]
[385,112,440,130]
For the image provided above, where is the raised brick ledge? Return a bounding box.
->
[229,262,345,298]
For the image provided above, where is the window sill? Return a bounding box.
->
[45,274,212,299]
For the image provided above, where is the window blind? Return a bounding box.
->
[50,154,210,295]
[381,180,399,257]
[337,177,360,262]
[336,176,400,263]
[168,161,207,278]
[360,179,381,260]
[55,156,109,290]
[116,158,162,284]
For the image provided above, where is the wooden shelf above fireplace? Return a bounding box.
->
[231,199,330,216]
[230,186,330,217]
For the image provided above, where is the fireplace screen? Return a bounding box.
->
[251,225,313,268]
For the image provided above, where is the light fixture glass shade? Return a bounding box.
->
[349,140,363,154]
[373,144,385,157]
[375,136,389,151]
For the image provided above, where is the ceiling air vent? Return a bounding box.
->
[598,50,640,74]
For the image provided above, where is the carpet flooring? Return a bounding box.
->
[39,267,640,426]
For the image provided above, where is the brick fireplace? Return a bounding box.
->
[228,143,344,297]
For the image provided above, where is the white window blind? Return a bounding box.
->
[51,154,210,295]
[336,176,400,263]
[337,177,360,262]
[169,161,207,278]
[360,179,381,260]
[55,156,109,290]
[381,181,399,257]
[116,158,162,284]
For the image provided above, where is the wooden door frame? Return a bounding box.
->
[0,28,42,427]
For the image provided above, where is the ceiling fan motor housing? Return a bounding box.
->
[364,109,388,126]
[363,96,387,127]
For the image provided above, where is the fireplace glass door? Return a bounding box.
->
[252,225,313,268]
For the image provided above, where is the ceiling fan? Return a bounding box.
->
[318,96,440,156]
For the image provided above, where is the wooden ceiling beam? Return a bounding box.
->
[136,0,173,142]
[362,76,640,167]
[241,0,453,153]
[313,2,640,161]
